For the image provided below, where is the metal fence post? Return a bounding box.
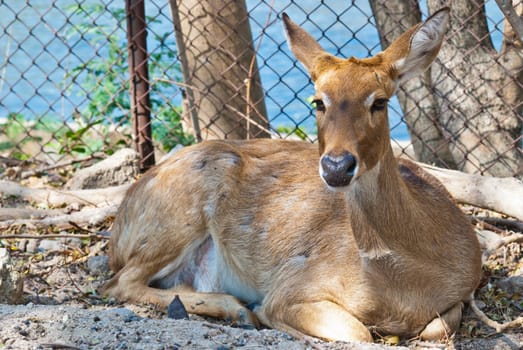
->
[126,0,155,171]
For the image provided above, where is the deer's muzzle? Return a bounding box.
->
[320,152,357,188]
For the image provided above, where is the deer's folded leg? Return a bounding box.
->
[256,300,372,343]
[420,302,463,341]
[104,265,258,326]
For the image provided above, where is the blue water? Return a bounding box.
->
[0,1,505,141]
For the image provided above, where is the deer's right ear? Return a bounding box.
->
[282,13,326,75]
[384,7,450,84]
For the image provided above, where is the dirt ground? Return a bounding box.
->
[0,161,522,350]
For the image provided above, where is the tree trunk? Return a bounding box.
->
[369,0,456,168]
[170,0,270,140]
[427,0,523,177]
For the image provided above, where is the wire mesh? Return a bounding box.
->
[0,0,521,177]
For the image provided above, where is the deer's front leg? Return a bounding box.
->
[256,300,373,342]
[420,302,463,341]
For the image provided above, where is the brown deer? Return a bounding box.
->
[104,8,482,343]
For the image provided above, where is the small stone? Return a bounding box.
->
[496,275,523,294]
[87,255,110,276]
[475,300,487,309]
[63,237,83,249]
[0,248,24,304]
[167,295,189,320]
[103,308,139,322]
[25,240,38,253]
[16,239,28,252]
[38,239,63,252]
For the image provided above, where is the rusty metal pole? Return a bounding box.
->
[126,0,155,170]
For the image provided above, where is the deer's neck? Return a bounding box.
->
[346,148,416,258]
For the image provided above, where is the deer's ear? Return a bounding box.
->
[384,7,450,83]
[282,13,327,75]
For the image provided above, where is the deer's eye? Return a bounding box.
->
[370,98,388,113]
[312,99,326,113]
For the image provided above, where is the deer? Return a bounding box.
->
[104,8,482,343]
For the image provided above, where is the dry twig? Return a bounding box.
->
[0,233,108,240]
[470,297,523,333]
[474,216,523,233]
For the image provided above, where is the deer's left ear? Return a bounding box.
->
[384,7,450,84]
[282,12,328,76]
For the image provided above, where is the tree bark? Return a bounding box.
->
[370,0,456,167]
[169,0,270,140]
[427,0,522,177]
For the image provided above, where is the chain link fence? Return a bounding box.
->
[1,0,522,177]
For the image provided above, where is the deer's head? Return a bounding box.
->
[283,8,449,190]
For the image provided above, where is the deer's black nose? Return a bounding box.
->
[320,152,357,187]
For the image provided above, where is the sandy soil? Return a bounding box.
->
[0,302,522,350]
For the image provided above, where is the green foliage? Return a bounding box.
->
[63,3,193,155]
[275,125,309,141]
[0,113,41,160]
[2,113,25,139]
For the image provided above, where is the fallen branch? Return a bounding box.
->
[0,208,66,221]
[0,180,129,207]
[0,204,118,230]
[470,297,523,333]
[470,216,505,234]
[0,233,108,240]
[420,164,523,221]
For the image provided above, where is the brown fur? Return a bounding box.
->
[104,8,482,343]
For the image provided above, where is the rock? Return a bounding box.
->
[101,308,141,322]
[63,237,83,249]
[0,248,24,304]
[66,148,139,190]
[25,240,38,253]
[496,275,523,294]
[167,295,189,320]
[38,239,64,252]
[87,256,110,276]
[16,239,28,252]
